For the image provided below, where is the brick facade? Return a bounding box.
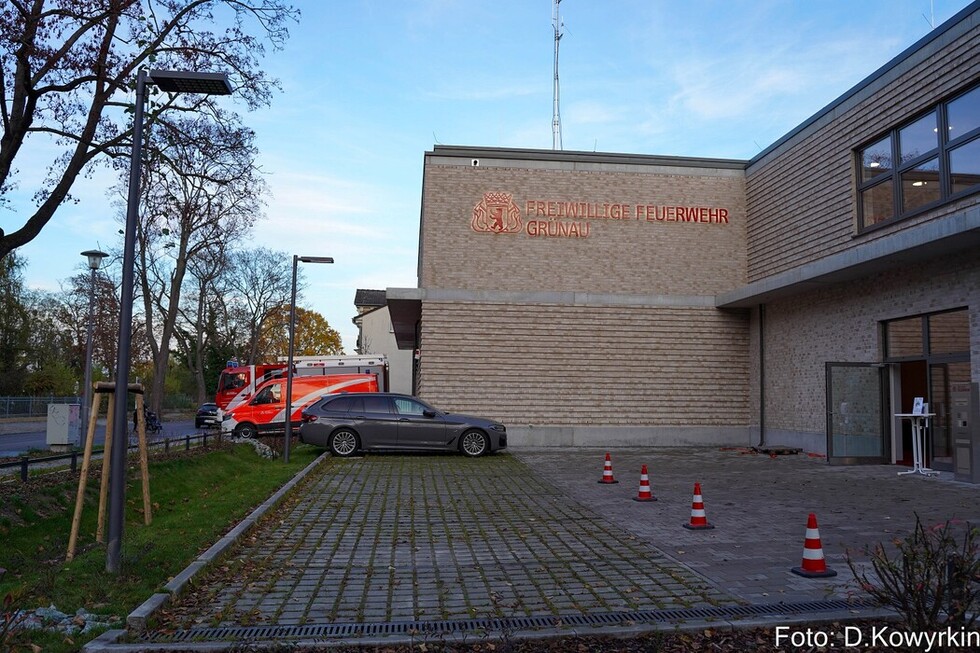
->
[753,248,980,455]
[418,301,750,427]
[421,158,746,296]
[742,6,980,460]
[415,153,752,446]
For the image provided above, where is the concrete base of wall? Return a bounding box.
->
[757,428,825,455]
[507,425,755,448]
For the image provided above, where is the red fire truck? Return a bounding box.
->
[215,355,388,412]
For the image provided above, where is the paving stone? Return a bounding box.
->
[155,447,980,637]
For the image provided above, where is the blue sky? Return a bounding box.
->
[10,0,974,351]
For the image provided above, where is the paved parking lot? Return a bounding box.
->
[519,447,980,605]
[155,452,733,627]
[101,446,980,649]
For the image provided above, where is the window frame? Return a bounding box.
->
[856,81,980,233]
[882,307,970,363]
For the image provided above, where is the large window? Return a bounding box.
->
[884,308,970,360]
[857,82,980,231]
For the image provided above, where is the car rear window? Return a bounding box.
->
[322,396,355,413]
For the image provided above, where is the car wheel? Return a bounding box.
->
[329,429,360,457]
[460,430,489,457]
[234,423,257,439]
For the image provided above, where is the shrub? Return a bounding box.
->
[847,513,979,631]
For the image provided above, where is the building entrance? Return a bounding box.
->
[884,309,971,473]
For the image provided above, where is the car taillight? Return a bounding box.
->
[301,413,317,423]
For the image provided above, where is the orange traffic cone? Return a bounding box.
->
[597,452,619,484]
[632,464,656,501]
[682,482,714,529]
[791,513,837,578]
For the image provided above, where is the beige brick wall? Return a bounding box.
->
[417,301,750,429]
[415,153,753,440]
[746,22,980,283]
[421,159,747,296]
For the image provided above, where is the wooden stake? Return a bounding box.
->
[135,394,152,524]
[66,382,153,560]
[96,393,114,543]
[67,392,102,561]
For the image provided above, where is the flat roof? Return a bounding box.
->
[427,145,747,170]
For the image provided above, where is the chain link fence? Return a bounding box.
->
[0,394,195,419]
[0,396,80,419]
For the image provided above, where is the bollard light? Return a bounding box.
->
[284,256,334,463]
[79,249,108,452]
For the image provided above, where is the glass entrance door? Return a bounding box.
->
[826,363,888,464]
[928,361,971,472]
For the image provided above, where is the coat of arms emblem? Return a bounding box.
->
[472,192,522,234]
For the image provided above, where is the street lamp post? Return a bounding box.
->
[284,255,334,463]
[79,249,108,446]
[107,68,232,574]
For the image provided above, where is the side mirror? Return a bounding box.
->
[423,409,436,419]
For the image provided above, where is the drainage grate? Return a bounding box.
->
[140,598,880,644]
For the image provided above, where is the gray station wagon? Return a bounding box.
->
[298,392,507,457]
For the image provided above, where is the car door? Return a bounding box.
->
[251,381,286,433]
[350,395,399,448]
[392,396,446,448]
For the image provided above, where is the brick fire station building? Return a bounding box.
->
[388,1,980,480]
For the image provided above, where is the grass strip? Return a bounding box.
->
[0,441,319,652]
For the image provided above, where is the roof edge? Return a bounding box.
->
[749,0,980,166]
[428,145,748,170]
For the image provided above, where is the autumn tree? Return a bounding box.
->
[172,244,230,403]
[22,290,75,385]
[257,305,344,359]
[22,292,77,396]
[0,0,298,260]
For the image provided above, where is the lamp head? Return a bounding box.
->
[81,249,109,270]
[147,70,232,95]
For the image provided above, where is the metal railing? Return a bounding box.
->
[0,431,224,482]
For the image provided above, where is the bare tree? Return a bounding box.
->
[57,269,121,384]
[0,252,32,393]
[0,0,298,259]
[224,246,293,364]
[133,114,264,413]
[172,237,229,403]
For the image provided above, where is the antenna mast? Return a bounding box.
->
[552,0,563,150]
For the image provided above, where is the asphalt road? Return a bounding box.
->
[0,417,201,456]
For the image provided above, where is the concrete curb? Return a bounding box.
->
[121,451,330,633]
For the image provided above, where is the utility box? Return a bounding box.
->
[951,382,979,484]
[46,403,81,448]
